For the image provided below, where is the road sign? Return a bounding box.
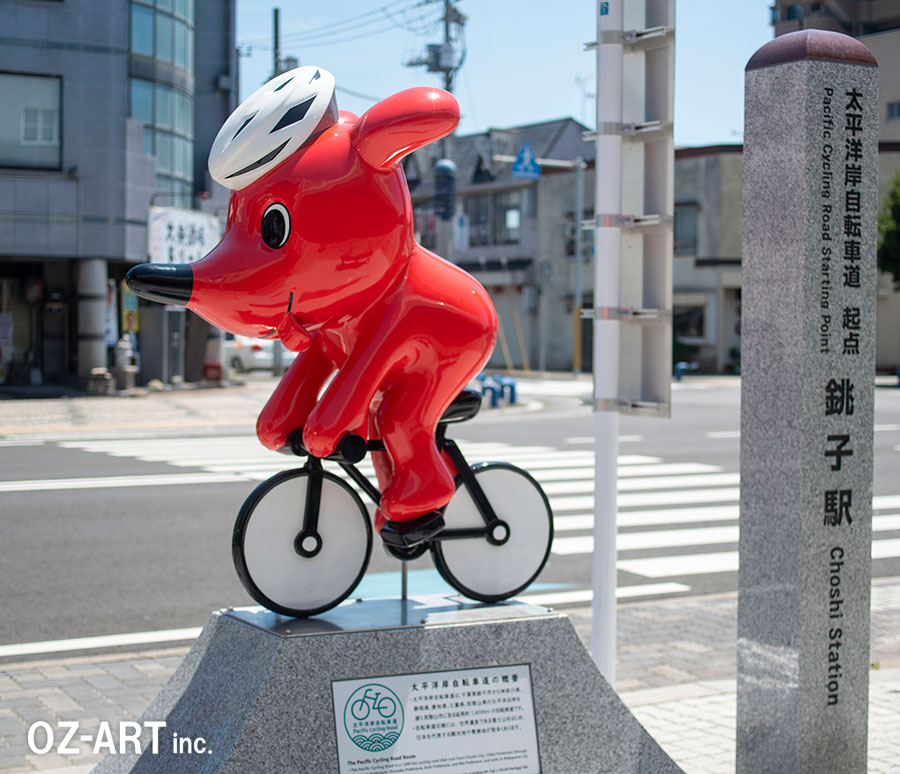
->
[511,142,541,179]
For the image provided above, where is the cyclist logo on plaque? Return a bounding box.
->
[343,684,404,752]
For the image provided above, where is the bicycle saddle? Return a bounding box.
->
[438,389,482,425]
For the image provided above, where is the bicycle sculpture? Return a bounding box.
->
[126,66,553,616]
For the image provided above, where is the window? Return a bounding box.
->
[466,195,490,247]
[156,85,173,129]
[494,190,522,245]
[174,21,186,67]
[888,102,900,122]
[674,306,705,341]
[130,2,193,68]
[674,203,698,254]
[131,79,154,123]
[464,191,526,247]
[156,132,173,173]
[0,73,61,169]
[156,13,173,61]
[414,207,437,250]
[21,109,58,145]
[174,136,191,177]
[130,77,194,208]
[786,4,803,20]
[770,5,779,23]
[131,3,154,56]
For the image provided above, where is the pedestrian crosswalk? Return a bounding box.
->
[45,435,900,603]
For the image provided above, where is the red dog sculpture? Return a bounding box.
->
[127,66,497,543]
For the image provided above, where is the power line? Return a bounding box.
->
[238,0,410,43]
[238,0,433,46]
[382,4,443,35]
[283,23,402,48]
[335,85,383,102]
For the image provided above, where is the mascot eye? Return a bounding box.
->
[261,203,290,248]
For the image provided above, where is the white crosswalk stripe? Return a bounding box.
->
[41,436,900,600]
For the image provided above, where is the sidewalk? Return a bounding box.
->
[0,375,535,441]
[1,581,898,774]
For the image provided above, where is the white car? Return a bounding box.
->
[225,334,297,372]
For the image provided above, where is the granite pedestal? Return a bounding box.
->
[94,596,681,773]
[739,30,878,774]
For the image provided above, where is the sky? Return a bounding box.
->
[235,0,774,147]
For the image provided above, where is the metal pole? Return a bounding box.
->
[401,560,408,601]
[573,156,584,373]
[443,0,452,92]
[273,8,280,77]
[439,0,455,261]
[591,0,623,683]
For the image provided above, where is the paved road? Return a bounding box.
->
[2,376,900,654]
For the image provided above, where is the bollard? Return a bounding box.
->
[481,379,500,408]
[495,376,517,405]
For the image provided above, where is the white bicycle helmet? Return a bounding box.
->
[209,65,338,190]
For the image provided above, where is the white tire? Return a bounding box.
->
[233,468,372,617]
[432,463,553,602]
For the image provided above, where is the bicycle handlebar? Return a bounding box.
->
[285,429,369,464]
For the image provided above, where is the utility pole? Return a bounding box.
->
[269,8,297,81]
[407,0,466,94]
[406,0,466,261]
[271,6,287,375]
[273,7,280,81]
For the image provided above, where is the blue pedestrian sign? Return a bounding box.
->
[510,142,541,179]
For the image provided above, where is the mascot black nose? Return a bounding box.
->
[126,264,193,306]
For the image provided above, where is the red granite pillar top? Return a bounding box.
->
[746,29,877,71]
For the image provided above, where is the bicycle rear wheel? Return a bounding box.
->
[233,468,372,617]
[432,463,553,602]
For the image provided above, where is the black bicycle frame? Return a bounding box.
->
[296,431,506,545]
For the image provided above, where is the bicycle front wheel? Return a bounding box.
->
[432,463,553,602]
[233,468,372,617]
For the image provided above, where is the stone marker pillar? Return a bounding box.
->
[738,30,878,774]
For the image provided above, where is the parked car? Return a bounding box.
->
[225,334,297,372]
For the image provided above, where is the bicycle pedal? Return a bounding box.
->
[382,542,429,561]
[380,512,445,548]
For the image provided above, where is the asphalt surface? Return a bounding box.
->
[2,375,899,653]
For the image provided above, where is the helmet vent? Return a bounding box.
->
[310,69,321,83]
[224,138,290,179]
[269,97,315,134]
[231,113,256,141]
[273,76,294,92]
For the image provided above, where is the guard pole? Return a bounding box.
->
[591,0,623,681]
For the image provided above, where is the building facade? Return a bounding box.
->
[0,0,235,387]
[771,1,900,142]
[406,126,900,375]
[672,144,900,372]
[407,118,596,372]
